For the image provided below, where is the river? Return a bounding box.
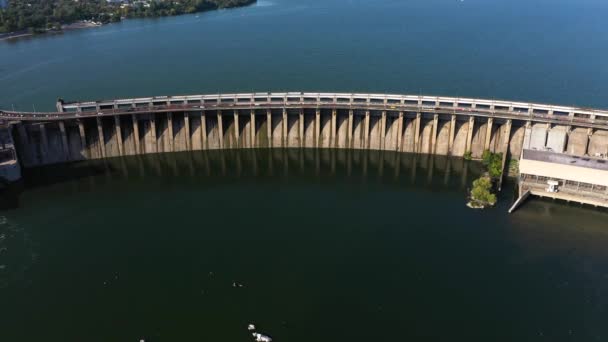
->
[1,0,608,341]
[1,0,608,111]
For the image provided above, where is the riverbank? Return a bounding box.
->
[0,30,35,41]
[0,0,256,42]
[0,21,102,41]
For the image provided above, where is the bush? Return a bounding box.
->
[463,151,472,160]
[481,150,503,178]
[470,175,497,207]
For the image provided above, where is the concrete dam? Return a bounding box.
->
[2,92,608,170]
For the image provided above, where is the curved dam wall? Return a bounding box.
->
[5,93,608,168]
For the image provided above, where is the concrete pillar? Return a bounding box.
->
[184,112,191,151]
[448,114,456,155]
[132,114,140,154]
[563,126,572,154]
[78,120,88,158]
[332,109,337,148]
[585,128,593,155]
[58,121,70,160]
[201,112,207,149]
[217,111,224,149]
[16,125,30,147]
[282,108,288,147]
[167,112,174,152]
[522,121,532,150]
[414,113,421,153]
[396,112,404,152]
[502,119,512,154]
[364,110,370,149]
[250,110,256,148]
[315,109,321,148]
[96,117,106,158]
[484,117,493,151]
[299,108,305,148]
[347,110,354,149]
[114,116,124,156]
[39,124,49,163]
[430,114,439,154]
[380,111,387,150]
[266,109,272,148]
[150,114,157,153]
[234,110,240,147]
[465,116,475,153]
[16,125,32,165]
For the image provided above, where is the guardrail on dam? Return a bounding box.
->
[2,92,608,168]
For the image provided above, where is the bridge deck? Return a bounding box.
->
[1,93,608,129]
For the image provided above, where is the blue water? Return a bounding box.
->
[1,0,607,111]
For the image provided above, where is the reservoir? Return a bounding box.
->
[1,0,608,341]
[1,0,608,110]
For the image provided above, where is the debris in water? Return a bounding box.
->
[252,332,272,342]
[247,324,256,331]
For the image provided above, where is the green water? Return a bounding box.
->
[1,150,608,341]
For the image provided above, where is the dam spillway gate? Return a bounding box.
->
[1,92,607,168]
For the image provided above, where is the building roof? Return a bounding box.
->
[522,149,608,171]
[520,149,608,187]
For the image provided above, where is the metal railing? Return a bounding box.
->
[1,93,608,129]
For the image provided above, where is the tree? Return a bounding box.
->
[0,0,256,34]
[470,175,497,207]
[481,150,503,178]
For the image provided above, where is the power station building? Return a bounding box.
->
[519,149,608,208]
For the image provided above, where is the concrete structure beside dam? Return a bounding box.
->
[1,92,608,208]
[518,149,608,208]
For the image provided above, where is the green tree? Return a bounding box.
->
[0,0,255,34]
[470,176,497,207]
[481,150,503,178]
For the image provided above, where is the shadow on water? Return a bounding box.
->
[5,149,483,197]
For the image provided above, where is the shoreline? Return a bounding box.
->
[0,21,106,41]
[0,0,256,42]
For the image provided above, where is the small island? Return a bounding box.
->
[0,0,256,39]
[467,150,503,209]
